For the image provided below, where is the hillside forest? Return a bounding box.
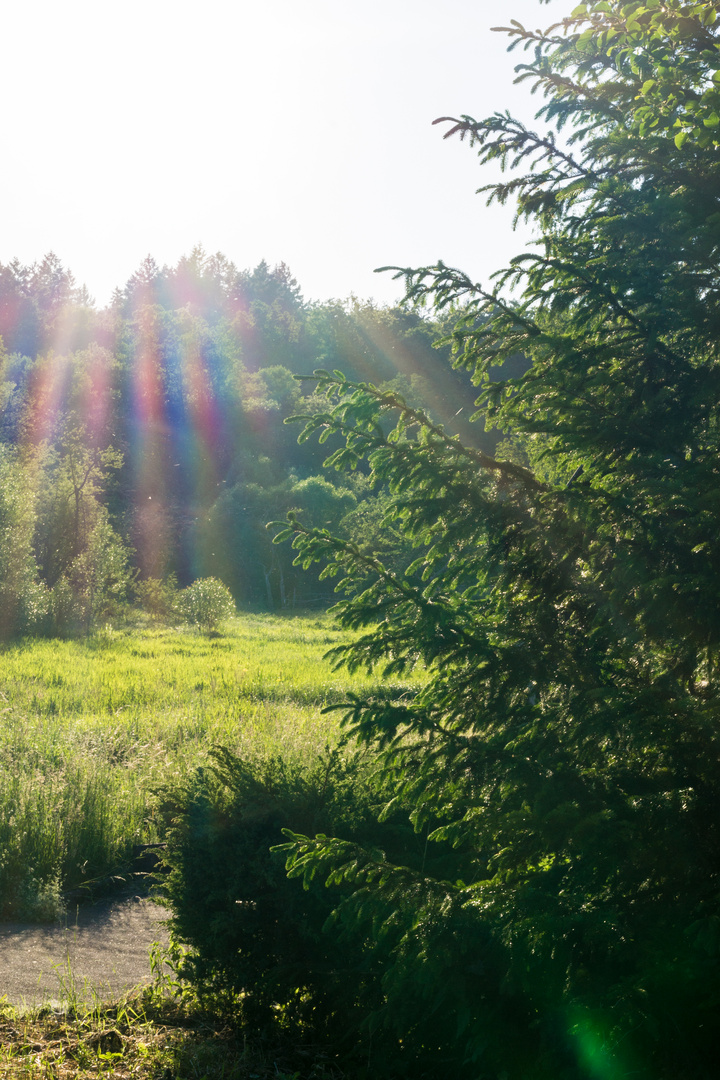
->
[0,251,497,634]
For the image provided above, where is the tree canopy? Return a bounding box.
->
[273,3,720,1076]
[0,247,486,628]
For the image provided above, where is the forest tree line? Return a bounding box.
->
[0,249,494,636]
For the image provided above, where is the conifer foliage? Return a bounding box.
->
[274,4,720,1076]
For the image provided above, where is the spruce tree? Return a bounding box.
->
[274,3,720,1077]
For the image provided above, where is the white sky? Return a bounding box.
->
[1,0,559,307]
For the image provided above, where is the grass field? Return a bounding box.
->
[0,612,413,919]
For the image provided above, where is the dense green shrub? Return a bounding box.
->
[135,574,180,623]
[49,516,134,636]
[157,748,370,1030]
[157,743,473,1072]
[0,445,50,638]
[178,577,235,632]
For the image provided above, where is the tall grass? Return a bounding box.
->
[0,613,415,919]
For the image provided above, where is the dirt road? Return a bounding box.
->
[0,894,169,1008]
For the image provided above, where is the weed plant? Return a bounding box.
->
[0,613,417,918]
[0,988,346,1078]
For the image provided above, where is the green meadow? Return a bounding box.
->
[0,613,411,919]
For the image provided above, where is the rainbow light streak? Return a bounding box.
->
[359,315,474,433]
[176,324,226,580]
[130,305,174,577]
[26,352,73,446]
[0,281,477,586]
[124,296,229,579]
[180,332,221,489]
[133,306,166,429]
[49,304,82,360]
[78,343,113,445]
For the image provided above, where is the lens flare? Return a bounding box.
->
[25,352,73,445]
[567,1010,631,1080]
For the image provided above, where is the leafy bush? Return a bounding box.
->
[18,867,65,922]
[157,743,467,1072]
[0,445,50,638]
[50,516,134,636]
[158,749,367,1028]
[178,577,235,632]
[135,574,180,623]
[0,576,50,638]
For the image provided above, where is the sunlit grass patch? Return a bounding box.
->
[0,613,420,918]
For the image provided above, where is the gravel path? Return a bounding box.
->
[0,894,169,1008]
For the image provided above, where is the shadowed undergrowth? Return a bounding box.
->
[0,988,347,1079]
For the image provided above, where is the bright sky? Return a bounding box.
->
[1,0,558,308]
